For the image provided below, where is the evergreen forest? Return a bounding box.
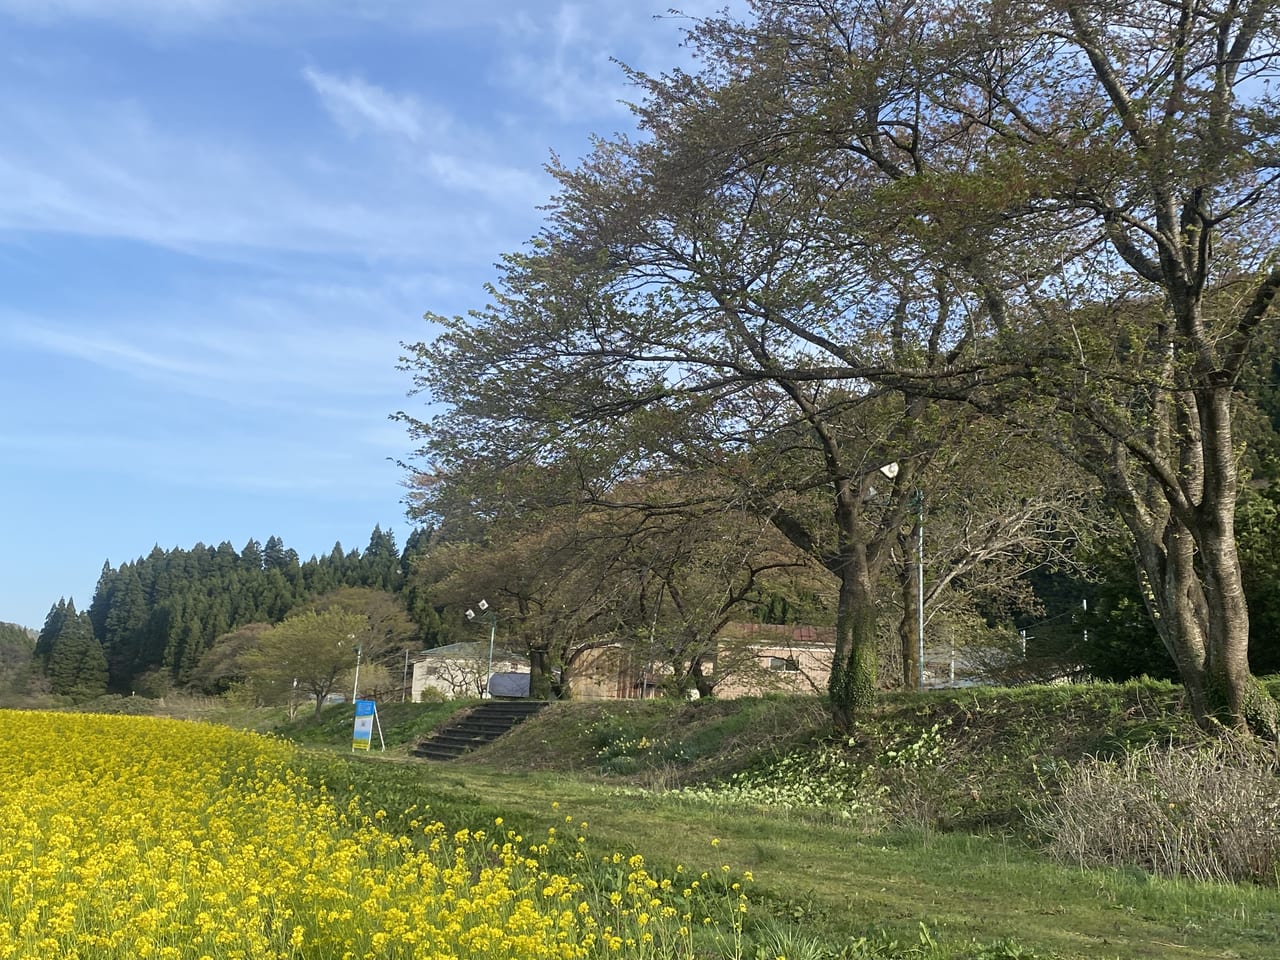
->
[18,526,447,703]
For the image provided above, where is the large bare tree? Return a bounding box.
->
[660,0,1280,731]
[398,1,1097,729]
[936,0,1280,730]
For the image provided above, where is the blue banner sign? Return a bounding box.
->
[352,699,376,750]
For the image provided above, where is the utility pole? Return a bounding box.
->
[911,488,925,690]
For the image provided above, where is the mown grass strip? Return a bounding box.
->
[323,758,1280,960]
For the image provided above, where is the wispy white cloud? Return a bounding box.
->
[488,3,738,125]
[0,0,248,24]
[422,152,546,205]
[298,67,544,206]
[0,0,638,37]
[0,89,547,264]
[0,0,757,631]
[497,4,637,122]
[3,289,406,405]
[0,0,398,31]
[10,324,213,380]
[0,0,546,29]
[302,67,429,142]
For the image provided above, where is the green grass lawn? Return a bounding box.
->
[300,756,1280,959]
[278,685,1280,960]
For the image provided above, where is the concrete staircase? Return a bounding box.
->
[410,700,548,761]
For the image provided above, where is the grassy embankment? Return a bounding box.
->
[266,682,1280,960]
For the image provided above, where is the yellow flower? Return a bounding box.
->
[0,711,753,960]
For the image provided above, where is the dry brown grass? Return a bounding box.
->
[1028,735,1280,884]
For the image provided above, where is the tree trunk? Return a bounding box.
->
[1129,512,1211,721]
[1199,514,1257,726]
[1122,402,1275,735]
[898,526,921,690]
[528,641,552,700]
[548,666,566,700]
[1193,386,1276,733]
[689,652,715,698]
[828,556,878,732]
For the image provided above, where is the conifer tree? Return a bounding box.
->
[47,602,107,700]
[240,539,263,572]
[87,561,116,641]
[362,525,401,591]
[103,567,148,687]
[34,599,68,665]
[263,536,287,571]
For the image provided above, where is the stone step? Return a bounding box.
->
[411,700,548,761]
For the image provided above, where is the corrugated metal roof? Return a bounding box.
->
[413,641,488,659]
[716,621,836,646]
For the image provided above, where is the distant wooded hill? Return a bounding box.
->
[0,621,35,691]
[30,525,440,697]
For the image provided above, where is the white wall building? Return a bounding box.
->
[410,642,528,701]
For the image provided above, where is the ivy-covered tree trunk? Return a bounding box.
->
[828,552,878,733]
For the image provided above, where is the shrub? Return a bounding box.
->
[68,693,158,716]
[1261,674,1280,704]
[1027,735,1280,884]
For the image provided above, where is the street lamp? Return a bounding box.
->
[464,600,496,698]
[349,634,361,702]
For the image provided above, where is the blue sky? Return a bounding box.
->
[0,1,731,631]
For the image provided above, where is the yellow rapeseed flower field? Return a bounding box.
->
[0,712,747,960]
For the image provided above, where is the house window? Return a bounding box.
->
[768,656,799,672]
